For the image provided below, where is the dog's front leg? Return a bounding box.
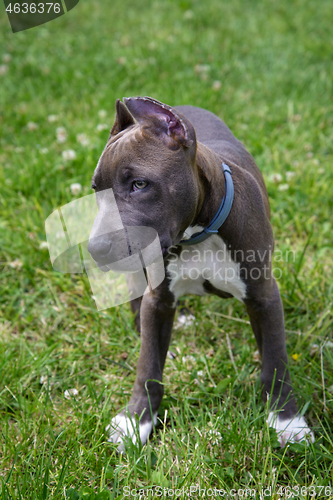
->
[245,278,314,446]
[108,285,175,450]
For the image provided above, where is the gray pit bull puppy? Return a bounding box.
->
[88,96,314,450]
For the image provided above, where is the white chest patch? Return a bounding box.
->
[167,229,247,303]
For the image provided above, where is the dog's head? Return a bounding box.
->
[88,97,201,270]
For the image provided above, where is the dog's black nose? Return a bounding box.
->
[88,236,112,261]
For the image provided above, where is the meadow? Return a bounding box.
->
[0,0,332,498]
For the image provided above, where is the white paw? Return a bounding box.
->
[267,411,315,447]
[106,412,157,452]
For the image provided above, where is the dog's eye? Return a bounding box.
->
[132,180,148,191]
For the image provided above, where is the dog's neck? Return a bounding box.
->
[192,142,227,228]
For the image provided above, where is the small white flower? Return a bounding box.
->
[40,375,48,385]
[184,9,194,19]
[269,173,283,184]
[286,171,296,181]
[70,182,82,195]
[9,259,23,269]
[278,183,289,191]
[48,114,59,123]
[212,80,222,91]
[0,64,8,75]
[62,149,76,161]
[56,126,67,143]
[39,241,49,250]
[40,147,49,154]
[194,64,210,74]
[182,355,195,364]
[2,54,12,63]
[27,121,39,131]
[310,344,319,356]
[64,388,79,399]
[98,109,107,119]
[76,133,90,146]
[96,123,109,131]
[175,313,196,329]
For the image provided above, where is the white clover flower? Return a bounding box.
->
[27,121,39,131]
[194,64,210,74]
[76,133,90,146]
[56,126,67,143]
[62,149,76,161]
[175,313,196,329]
[212,80,222,91]
[117,57,127,65]
[64,388,79,399]
[0,65,8,75]
[278,183,289,191]
[40,375,48,385]
[40,147,49,154]
[48,114,59,123]
[2,54,12,63]
[9,259,23,269]
[286,171,296,181]
[182,355,196,364]
[98,109,107,119]
[184,9,194,19]
[70,182,82,195]
[96,123,109,131]
[269,173,283,184]
[39,241,49,250]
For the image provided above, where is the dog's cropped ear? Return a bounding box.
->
[110,99,135,137]
[123,96,193,149]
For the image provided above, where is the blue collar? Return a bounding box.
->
[179,162,234,246]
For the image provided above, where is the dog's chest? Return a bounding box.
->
[166,232,247,303]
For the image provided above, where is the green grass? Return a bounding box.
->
[0,0,333,497]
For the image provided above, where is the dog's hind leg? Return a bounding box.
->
[245,278,314,446]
